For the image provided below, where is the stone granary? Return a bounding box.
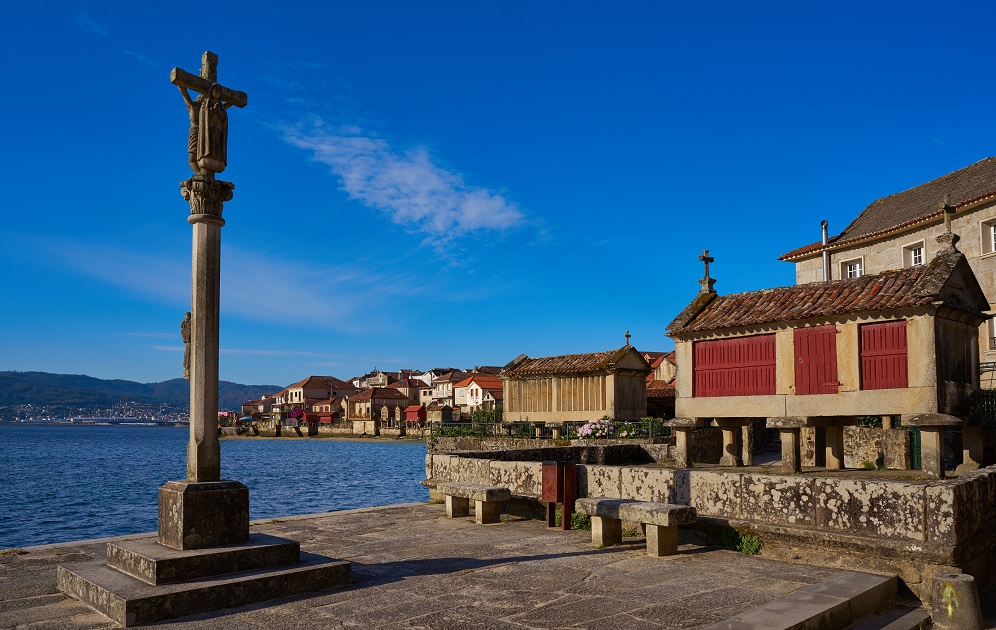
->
[780,157,996,360]
[666,245,989,477]
[501,345,652,423]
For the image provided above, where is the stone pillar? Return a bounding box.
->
[741,422,754,466]
[446,495,470,518]
[674,428,691,468]
[921,427,946,478]
[956,425,984,474]
[717,421,742,467]
[780,428,802,473]
[591,516,622,547]
[551,426,562,439]
[824,425,844,469]
[183,175,232,482]
[645,524,678,557]
[931,573,983,629]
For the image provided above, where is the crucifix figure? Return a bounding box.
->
[936,194,961,254]
[698,250,717,295]
[171,52,248,176]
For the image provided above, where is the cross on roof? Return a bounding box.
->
[625,330,631,346]
[698,250,717,295]
[936,194,961,254]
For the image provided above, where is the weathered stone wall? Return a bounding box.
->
[426,448,996,601]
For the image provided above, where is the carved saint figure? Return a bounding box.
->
[178,83,234,175]
[181,312,192,380]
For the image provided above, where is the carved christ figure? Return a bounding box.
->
[178,83,234,175]
[181,312,191,380]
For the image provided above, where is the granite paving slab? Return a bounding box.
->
[0,502,935,629]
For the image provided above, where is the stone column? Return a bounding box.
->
[741,422,754,466]
[715,420,742,467]
[824,425,845,470]
[921,427,946,478]
[183,175,233,483]
[674,428,691,468]
[780,428,802,473]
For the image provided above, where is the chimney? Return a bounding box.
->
[821,220,829,282]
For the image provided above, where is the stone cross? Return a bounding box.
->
[625,330,631,346]
[171,52,248,177]
[172,52,246,483]
[698,250,717,295]
[936,194,961,254]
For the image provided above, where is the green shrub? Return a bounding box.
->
[553,509,592,530]
[721,529,762,555]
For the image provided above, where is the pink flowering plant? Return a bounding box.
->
[289,407,305,420]
[578,419,614,439]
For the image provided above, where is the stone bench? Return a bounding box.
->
[575,498,697,556]
[435,482,511,525]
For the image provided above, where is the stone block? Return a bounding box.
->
[619,467,679,503]
[158,480,249,551]
[815,478,925,541]
[576,464,621,498]
[645,524,678,557]
[742,474,816,527]
[452,456,491,484]
[688,470,742,519]
[591,515,622,547]
[106,533,299,585]
[445,495,470,518]
[475,500,501,525]
[435,482,511,503]
[489,460,542,496]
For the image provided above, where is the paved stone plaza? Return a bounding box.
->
[1,502,989,629]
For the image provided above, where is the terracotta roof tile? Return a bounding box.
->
[350,387,411,400]
[781,157,996,260]
[669,252,965,335]
[503,346,634,377]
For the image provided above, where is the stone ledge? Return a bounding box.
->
[106,533,300,585]
[57,551,350,627]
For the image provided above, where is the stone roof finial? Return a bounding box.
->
[625,330,631,346]
[698,250,717,295]
[935,194,961,255]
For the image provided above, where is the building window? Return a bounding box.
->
[903,242,924,267]
[841,258,863,278]
[983,220,996,255]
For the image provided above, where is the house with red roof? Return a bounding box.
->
[780,157,996,360]
[454,374,504,413]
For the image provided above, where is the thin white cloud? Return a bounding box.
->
[281,118,523,241]
[151,346,338,358]
[37,239,428,331]
[150,345,183,353]
[73,12,110,37]
[124,50,160,68]
[123,332,174,339]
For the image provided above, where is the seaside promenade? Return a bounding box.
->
[1,502,990,629]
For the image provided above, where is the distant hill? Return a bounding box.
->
[0,371,282,412]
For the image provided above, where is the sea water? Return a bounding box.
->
[0,424,428,549]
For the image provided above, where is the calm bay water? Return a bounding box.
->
[0,424,428,549]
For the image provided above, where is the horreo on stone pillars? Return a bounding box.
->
[161,51,250,549]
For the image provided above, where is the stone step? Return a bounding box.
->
[701,570,897,630]
[57,551,350,627]
[106,532,300,585]
[845,605,931,630]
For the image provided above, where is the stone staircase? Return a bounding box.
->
[702,571,932,630]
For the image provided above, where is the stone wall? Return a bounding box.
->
[430,429,722,466]
[425,448,996,600]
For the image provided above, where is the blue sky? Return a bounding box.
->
[3,1,996,387]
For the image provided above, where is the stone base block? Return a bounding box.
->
[106,533,300,585]
[645,524,678,557]
[591,516,622,547]
[446,495,470,518]
[57,552,351,627]
[475,500,501,525]
[158,480,249,550]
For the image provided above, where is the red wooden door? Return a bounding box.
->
[860,321,908,390]
[693,335,776,397]
[794,326,839,395]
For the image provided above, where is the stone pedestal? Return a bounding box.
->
[931,573,983,629]
[158,480,249,550]
[446,495,471,518]
[956,425,984,475]
[921,428,946,478]
[591,515,622,547]
[714,420,743,467]
[741,422,755,466]
[666,418,704,469]
[645,524,678,557]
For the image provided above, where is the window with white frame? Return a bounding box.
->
[988,316,996,351]
[841,258,863,278]
[983,220,996,255]
[903,241,925,267]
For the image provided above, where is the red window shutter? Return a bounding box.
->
[794,326,839,395]
[693,334,776,397]
[860,321,908,390]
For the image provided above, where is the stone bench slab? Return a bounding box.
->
[575,498,696,527]
[435,482,511,503]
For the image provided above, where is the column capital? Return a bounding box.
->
[181,176,234,218]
